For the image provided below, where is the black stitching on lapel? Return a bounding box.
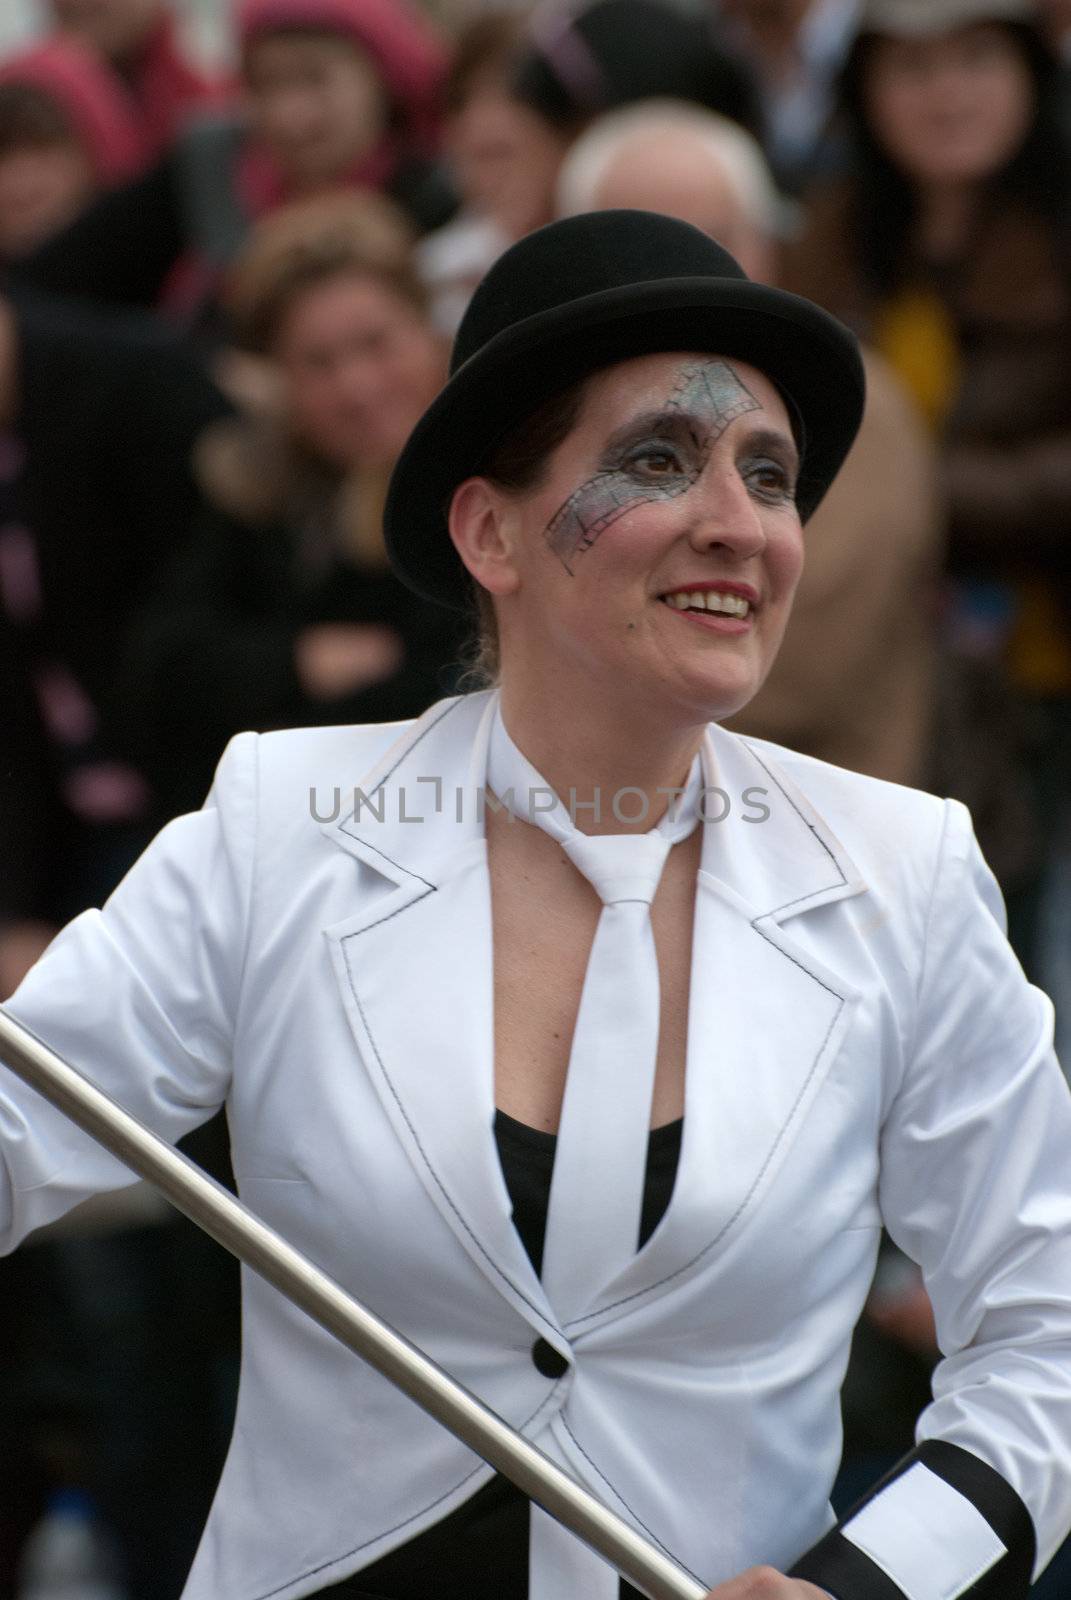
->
[344,889,437,938]
[566,922,847,1330]
[739,739,850,911]
[335,698,464,889]
[337,830,438,893]
[338,930,554,1330]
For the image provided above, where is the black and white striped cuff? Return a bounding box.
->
[788,1441,1035,1600]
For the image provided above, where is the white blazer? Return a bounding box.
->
[2,688,1071,1600]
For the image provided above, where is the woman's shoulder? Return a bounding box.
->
[204,716,422,818]
[258,716,420,780]
[726,725,955,877]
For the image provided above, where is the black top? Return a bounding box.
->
[314,1112,684,1600]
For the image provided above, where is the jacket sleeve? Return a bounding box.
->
[790,798,1071,1599]
[0,730,257,1251]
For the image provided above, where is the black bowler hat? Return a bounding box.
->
[384,210,866,611]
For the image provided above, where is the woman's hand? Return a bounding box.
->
[703,1570,831,1599]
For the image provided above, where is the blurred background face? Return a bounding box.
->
[245,33,389,193]
[590,133,774,281]
[0,139,93,256]
[273,270,445,469]
[446,86,569,240]
[863,24,1036,187]
[49,0,161,62]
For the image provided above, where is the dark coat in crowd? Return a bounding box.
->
[0,285,232,923]
[119,415,471,819]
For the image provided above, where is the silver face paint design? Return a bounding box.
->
[543,359,762,573]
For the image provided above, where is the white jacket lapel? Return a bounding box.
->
[321,692,559,1337]
[558,727,868,1334]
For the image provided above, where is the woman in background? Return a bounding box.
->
[418,13,574,336]
[120,190,467,820]
[0,38,144,257]
[782,0,1071,975]
[419,0,760,334]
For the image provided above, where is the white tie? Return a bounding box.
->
[486,703,703,1600]
[487,704,701,1321]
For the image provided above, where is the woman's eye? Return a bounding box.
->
[743,458,795,500]
[626,445,683,477]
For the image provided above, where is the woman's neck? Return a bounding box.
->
[497,683,708,836]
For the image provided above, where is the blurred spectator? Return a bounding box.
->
[236,0,449,220]
[417,0,762,333]
[0,284,230,981]
[0,39,144,257]
[711,0,860,192]
[13,0,456,327]
[781,0,1071,958]
[514,0,762,136]
[46,0,228,158]
[418,12,574,333]
[118,191,468,818]
[0,284,238,1600]
[556,97,783,278]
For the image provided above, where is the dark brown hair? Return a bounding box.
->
[459,376,590,686]
[444,12,527,118]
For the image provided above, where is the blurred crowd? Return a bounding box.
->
[1,0,1070,1594]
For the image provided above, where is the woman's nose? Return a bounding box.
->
[686,466,767,558]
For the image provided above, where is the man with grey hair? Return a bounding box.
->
[556,98,783,280]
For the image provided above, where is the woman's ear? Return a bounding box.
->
[448,477,522,597]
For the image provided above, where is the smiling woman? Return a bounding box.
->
[1,209,1070,1600]
[448,351,804,751]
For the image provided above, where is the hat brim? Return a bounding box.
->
[384,275,865,610]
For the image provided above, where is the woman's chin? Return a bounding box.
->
[653,650,761,725]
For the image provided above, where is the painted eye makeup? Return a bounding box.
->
[616,440,691,479]
[544,358,763,573]
[740,456,797,504]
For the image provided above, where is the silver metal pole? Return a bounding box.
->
[0,1006,708,1600]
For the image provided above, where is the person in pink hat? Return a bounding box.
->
[13,0,455,327]
[0,36,144,257]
